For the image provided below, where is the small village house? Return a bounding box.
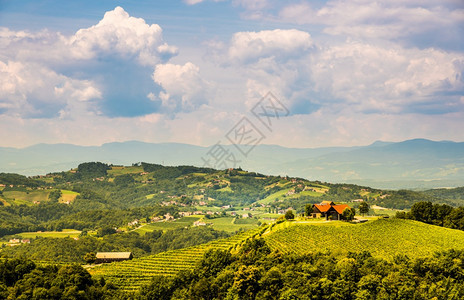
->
[312,201,351,220]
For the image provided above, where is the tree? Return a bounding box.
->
[48,189,62,202]
[359,202,369,216]
[84,252,96,264]
[305,203,313,217]
[342,208,355,221]
[284,210,295,220]
[410,201,435,223]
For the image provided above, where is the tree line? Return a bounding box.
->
[396,201,464,230]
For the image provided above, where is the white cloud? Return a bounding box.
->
[232,0,269,11]
[0,7,182,119]
[311,42,464,113]
[153,62,210,112]
[0,60,101,118]
[227,29,313,64]
[184,0,205,4]
[278,0,464,44]
[68,6,177,66]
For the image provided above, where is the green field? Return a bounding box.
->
[60,189,79,203]
[108,166,144,176]
[134,216,202,234]
[264,218,464,260]
[89,228,262,291]
[257,189,292,204]
[2,190,51,205]
[207,217,260,232]
[4,229,81,240]
[89,218,464,292]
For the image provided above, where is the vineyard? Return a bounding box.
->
[89,228,263,291]
[264,218,464,259]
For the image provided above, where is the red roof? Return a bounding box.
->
[313,203,351,215]
[332,204,350,214]
[313,204,332,213]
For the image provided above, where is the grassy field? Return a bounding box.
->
[89,218,464,292]
[134,216,202,234]
[207,217,260,232]
[108,166,144,176]
[257,189,292,204]
[2,190,51,205]
[3,229,81,240]
[89,228,262,291]
[60,190,79,203]
[264,218,464,260]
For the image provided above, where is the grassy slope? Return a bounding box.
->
[4,229,81,240]
[90,218,464,292]
[264,218,464,260]
[89,228,262,291]
[2,190,51,205]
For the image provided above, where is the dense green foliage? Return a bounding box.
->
[396,201,464,230]
[0,257,124,299]
[0,173,42,187]
[422,187,464,205]
[77,162,110,178]
[137,238,464,300]
[2,227,230,263]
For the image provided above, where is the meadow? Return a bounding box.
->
[1,229,82,245]
[264,218,464,259]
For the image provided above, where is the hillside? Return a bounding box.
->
[1,139,463,189]
[0,162,461,240]
[264,218,464,259]
[89,218,464,291]
[422,186,464,205]
[89,228,262,291]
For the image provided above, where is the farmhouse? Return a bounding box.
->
[95,252,133,264]
[312,201,351,220]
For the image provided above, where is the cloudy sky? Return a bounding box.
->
[0,0,463,148]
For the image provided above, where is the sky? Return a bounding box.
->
[0,0,463,149]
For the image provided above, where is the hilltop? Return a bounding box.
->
[1,138,463,189]
[0,162,462,240]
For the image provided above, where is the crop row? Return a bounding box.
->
[90,228,262,291]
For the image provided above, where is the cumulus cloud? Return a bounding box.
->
[0,7,182,119]
[213,25,464,117]
[0,60,101,118]
[153,62,210,113]
[311,42,464,114]
[68,6,178,66]
[278,0,464,49]
[227,29,313,64]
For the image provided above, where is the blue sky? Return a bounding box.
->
[0,0,463,148]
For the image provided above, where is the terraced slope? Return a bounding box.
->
[89,228,262,291]
[264,218,464,259]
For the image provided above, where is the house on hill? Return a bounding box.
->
[95,252,133,264]
[312,201,351,220]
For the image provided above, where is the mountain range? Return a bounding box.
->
[1,139,463,189]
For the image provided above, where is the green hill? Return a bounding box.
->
[88,228,262,291]
[264,218,464,259]
[90,218,464,291]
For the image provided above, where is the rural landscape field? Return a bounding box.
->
[1,162,464,298]
[1,0,463,299]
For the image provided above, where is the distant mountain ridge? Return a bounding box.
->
[0,139,463,189]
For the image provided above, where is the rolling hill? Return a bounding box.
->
[1,139,463,189]
[89,218,464,291]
